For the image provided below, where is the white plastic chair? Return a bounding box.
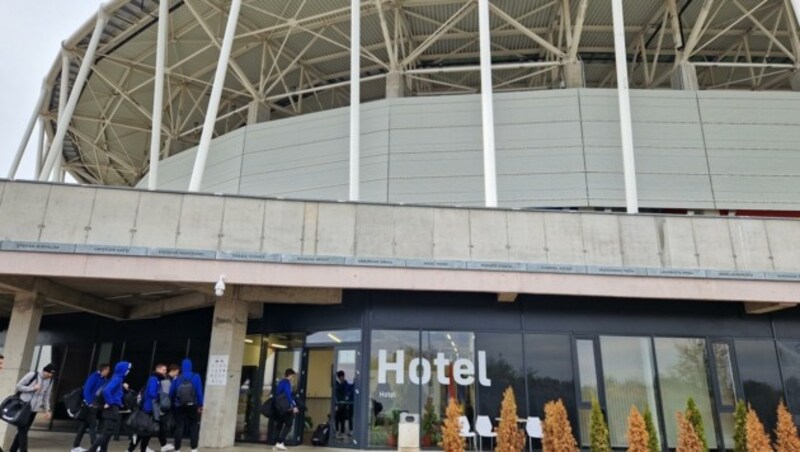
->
[525,417,543,452]
[475,415,497,452]
[459,415,477,451]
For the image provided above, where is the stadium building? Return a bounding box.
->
[2,0,800,450]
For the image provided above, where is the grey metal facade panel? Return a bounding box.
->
[143,89,800,211]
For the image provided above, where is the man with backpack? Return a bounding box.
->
[9,363,56,452]
[127,364,169,452]
[169,359,203,452]
[71,363,110,452]
[87,361,131,452]
[157,364,180,452]
[271,368,299,451]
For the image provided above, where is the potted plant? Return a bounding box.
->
[422,397,441,447]
[387,410,401,447]
[370,425,389,447]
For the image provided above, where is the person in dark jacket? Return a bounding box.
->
[334,370,354,439]
[270,368,298,451]
[88,361,131,452]
[169,359,203,452]
[71,363,110,452]
[128,364,168,452]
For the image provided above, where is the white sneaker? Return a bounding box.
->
[275,443,287,451]
[161,445,175,452]
[190,449,198,452]
[147,448,156,452]
[71,448,84,452]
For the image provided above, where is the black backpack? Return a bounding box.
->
[62,386,84,418]
[311,423,329,446]
[176,378,196,406]
[260,396,275,419]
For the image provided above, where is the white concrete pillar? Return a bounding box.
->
[478,0,498,208]
[246,101,271,125]
[148,0,169,191]
[563,61,585,88]
[671,62,699,90]
[385,71,405,98]
[349,0,362,202]
[0,292,44,448]
[199,292,248,448]
[188,0,243,192]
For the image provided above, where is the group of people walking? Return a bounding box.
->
[7,359,203,452]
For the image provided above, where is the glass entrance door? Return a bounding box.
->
[330,347,360,448]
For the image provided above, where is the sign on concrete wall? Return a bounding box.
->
[207,355,229,386]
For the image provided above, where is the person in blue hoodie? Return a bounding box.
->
[128,364,168,452]
[71,363,110,452]
[88,361,131,452]
[169,359,203,452]
[270,368,298,451]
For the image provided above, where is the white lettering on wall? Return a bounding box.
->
[376,349,492,387]
[378,349,405,384]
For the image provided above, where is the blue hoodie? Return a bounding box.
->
[142,372,164,414]
[82,370,107,405]
[170,359,204,407]
[103,361,130,407]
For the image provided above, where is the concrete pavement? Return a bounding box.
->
[25,430,358,452]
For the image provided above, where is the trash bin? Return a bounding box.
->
[397,412,420,452]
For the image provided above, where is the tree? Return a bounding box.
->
[677,412,704,452]
[543,399,578,452]
[734,400,748,452]
[685,398,709,452]
[626,406,650,452]
[497,387,525,452]
[746,407,774,452]
[441,397,465,452]
[644,409,660,452]
[775,400,800,452]
[590,399,611,452]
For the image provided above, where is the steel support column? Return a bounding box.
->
[478,0,498,208]
[148,0,169,191]
[7,84,47,179]
[54,50,71,182]
[188,0,243,192]
[611,0,639,213]
[39,10,109,181]
[35,118,45,179]
[349,0,361,201]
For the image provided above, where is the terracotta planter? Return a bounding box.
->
[387,434,397,448]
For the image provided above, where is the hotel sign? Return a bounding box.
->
[377,350,492,387]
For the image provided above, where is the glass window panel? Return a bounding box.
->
[95,342,113,368]
[421,331,476,445]
[576,339,600,446]
[735,339,783,434]
[476,333,525,421]
[121,340,154,387]
[237,335,264,441]
[600,336,660,448]
[714,343,737,407]
[369,330,420,448]
[654,338,717,449]
[306,330,362,345]
[152,338,188,369]
[525,334,577,424]
[776,341,800,426]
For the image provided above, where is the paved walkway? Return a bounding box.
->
[26,431,359,452]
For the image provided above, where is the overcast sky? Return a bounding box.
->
[0,1,104,181]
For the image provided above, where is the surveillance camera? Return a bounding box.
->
[215,275,226,297]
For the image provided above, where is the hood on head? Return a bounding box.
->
[181,358,193,375]
[113,361,131,377]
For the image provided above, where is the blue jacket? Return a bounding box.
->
[277,378,295,407]
[103,362,130,407]
[142,372,164,414]
[83,371,107,405]
[170,359,204,407]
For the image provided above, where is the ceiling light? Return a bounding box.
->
[328,333,342,343]
[270,343,287,349]
[244,338,254,344]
